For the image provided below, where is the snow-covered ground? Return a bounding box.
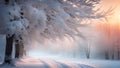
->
[0,57,94,68]
[74,59,120,68]
[0,57,120,68]
[53,57,120,68]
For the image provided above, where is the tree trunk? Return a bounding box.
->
[117,46,120,60]
[105,50,109,60]
[111,49,114,60]
[19,42,24,57]
[15,42,20,58]
[86,50,90,59]
[4,35,14,64]
[86,42,90,59]
[15,41,24,58]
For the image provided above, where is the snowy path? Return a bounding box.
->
[0,57,94,68]
[1,57,120,68]
[76,59,120,68]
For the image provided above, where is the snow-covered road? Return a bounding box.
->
[0,57,120,68]
[0,57,94,68]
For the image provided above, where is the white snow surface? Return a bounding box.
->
[0,57,94,68]
[0,57,120,68]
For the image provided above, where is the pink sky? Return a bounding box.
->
[99,0,120,24]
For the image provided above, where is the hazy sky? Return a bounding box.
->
[101,0,120,23]
[102,0,120,5]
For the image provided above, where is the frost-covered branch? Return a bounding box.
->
[0,0,107,43]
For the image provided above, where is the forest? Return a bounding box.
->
[0,0,120,68]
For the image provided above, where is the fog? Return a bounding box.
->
[25,24,105,59]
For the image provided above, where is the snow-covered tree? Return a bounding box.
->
[0,0,29,64]
[0,0,106,64]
